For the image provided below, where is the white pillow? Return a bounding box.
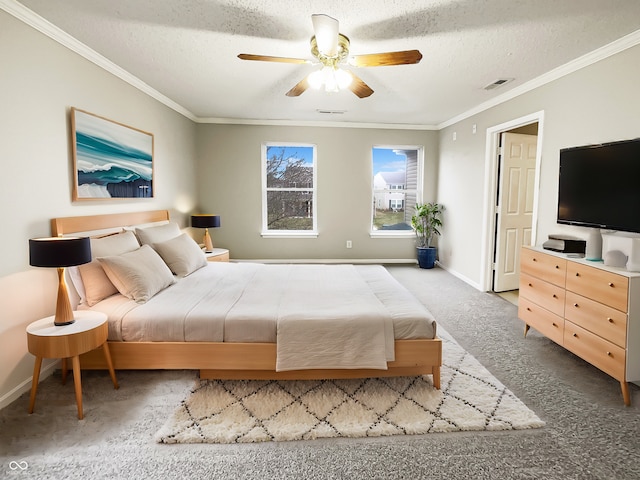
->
[75,231,141,306]
[153,233,207,277]
[97,245,176,303]
[135,222,181,246]
[91,230,140,257]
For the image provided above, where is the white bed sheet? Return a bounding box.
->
[81,263,437,369]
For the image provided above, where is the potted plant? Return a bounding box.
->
[411,202,444,269]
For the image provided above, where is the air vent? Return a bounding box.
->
[483,78,514,90]
[316,109,346,115]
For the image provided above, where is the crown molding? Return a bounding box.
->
[438,28,640,129]
[194,116,438,130]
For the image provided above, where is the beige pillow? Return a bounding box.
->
[154,233,207,277]
[97,245,176,304]
[135,222,181,246]
[78,262,119,306]
[76,231,141,306]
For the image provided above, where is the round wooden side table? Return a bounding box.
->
[26,310,118,419]
[205,248,230,262]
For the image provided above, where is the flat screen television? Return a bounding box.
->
[557,138,640,234]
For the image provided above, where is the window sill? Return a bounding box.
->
[370,231,415,239]
[261,231,318,239]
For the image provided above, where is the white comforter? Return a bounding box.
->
[83,262,437,371]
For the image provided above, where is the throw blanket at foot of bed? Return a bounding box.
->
[274,265,395,371]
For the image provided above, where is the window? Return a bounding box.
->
[371,146,423,234]
[262,144,317,236]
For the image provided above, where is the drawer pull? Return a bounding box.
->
[608,318,614,323]
[608,282,614,287]
[528,283,532,287]
[552,294,557,298]
[552,323,557,327]
[607,352,612,357]
[526,307,532,312]
[572,333,577,337]
[532,258,537,262]
[575,273,580,277]
[574,303,579,307]
[555,265,559,269]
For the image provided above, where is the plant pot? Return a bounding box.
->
[417,247,437,269]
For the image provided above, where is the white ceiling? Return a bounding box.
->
[9,0,640,127]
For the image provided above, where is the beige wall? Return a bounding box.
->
[437,43,640,287]
[195,124,439,261]
[0,11,198,408]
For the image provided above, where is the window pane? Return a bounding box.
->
[263,144,316,233]
[372,147,420,231]
[266,146,314,189]
[266,190,313,230]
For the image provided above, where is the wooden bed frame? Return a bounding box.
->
[52,210,442,387]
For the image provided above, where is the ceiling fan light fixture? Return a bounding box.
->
[308,69,324,89]
[308,66,352,92]
[335,68,353,89]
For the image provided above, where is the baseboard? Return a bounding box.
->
[0,359,59,411]
[233,258,418,264]
[435,261,483,291]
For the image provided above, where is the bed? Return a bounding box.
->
[51,210,441,387]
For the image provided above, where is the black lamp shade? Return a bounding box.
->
[191,215,221,229]
[29,237,92,268]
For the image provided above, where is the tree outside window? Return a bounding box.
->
[372,147,423,232]
[263,144,316,233]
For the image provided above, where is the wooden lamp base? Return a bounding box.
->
[203,229,214,253]
[54,267,75,326]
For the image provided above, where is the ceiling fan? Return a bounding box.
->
[238,14,422,98]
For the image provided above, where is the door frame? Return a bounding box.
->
[479,111,545,292]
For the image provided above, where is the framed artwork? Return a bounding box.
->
[71,108,154,200]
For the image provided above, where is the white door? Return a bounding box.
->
[493,132,537,292]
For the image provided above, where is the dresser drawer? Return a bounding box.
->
[564,321,626,381]
[520,272,565,317]
[519,297,564,345]
[520,248,567,287]
[565,291,627,348]
[565,263,628,312]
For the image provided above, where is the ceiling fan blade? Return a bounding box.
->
[285,77,310,97]
[238,53,310,65]
[349,50,423,67]
[311,14,339,56]
[348,72,374,98]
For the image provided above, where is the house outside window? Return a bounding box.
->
[371,146,423,235]
[262,143,317,237]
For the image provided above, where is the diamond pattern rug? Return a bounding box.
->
[155,327,544,443]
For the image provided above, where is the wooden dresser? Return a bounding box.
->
[519,245,640,405]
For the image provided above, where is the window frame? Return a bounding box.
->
[261,142,318,238]
[370,145,424,238]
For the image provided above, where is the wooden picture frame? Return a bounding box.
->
[71,108,154,200]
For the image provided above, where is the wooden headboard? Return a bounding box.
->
[51,210,170,236]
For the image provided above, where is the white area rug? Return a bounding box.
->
[156,327,544,443]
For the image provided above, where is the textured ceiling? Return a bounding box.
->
[11,0,640,127]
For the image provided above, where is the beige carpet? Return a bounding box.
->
[156,326,544,443]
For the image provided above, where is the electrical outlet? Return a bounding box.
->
[346,240,352,248]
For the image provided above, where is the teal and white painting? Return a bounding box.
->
[72,108,154,199]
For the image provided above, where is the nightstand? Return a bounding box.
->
[205,248,229,262]
[26,310,118,419]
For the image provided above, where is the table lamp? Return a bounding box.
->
[191,215,220,253]
[29,237,91,326]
